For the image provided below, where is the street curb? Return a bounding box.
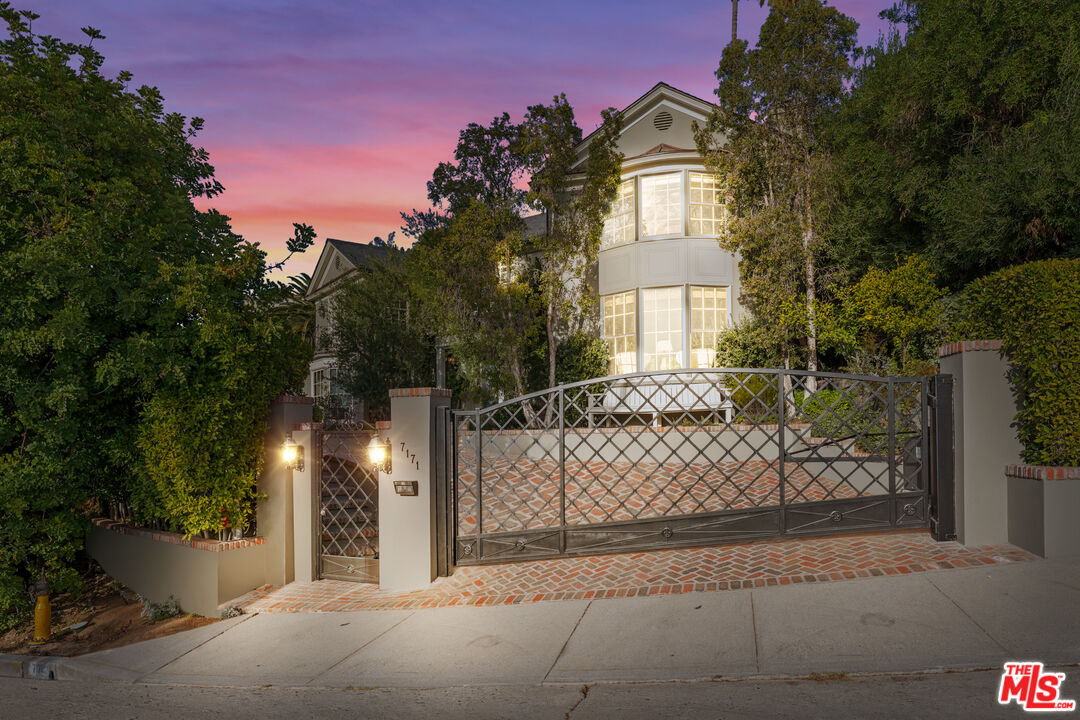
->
[0,654,57,680]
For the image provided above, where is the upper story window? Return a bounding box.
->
[689,173,726,235]
[640,173,683,238]
[600,180,635,248]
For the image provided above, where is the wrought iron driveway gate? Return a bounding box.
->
[319,430,379,582]
[444,369,953,565]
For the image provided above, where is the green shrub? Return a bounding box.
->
[952,258,1080,466]
[727,373,779,423]
[794,388,888,453]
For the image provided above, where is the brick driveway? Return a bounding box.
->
[235,530,1036,614]
[458,457,871,534]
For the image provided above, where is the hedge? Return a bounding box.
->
[952,258,1080,466]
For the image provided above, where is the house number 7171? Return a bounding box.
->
[400,441,421,471]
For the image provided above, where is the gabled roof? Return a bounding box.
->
[576,82,716,157]
[523,212,548,238]
[306,238,391,301]
[326,238,389,267]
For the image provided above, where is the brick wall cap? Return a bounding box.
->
[375,420,392,430]
[294,422,324,431]
[92,518,266,551]
[1005,464,1080,481]
[937,339,1003,358]
[274,395,314,405]
[389,387,453,398]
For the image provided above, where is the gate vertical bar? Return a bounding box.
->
[920,376,930,493]
[475,409,483,561]
[434,407,451,577]
[776,370,786,535]
[558,388,566,554]
[887,378,896,526]
[313,427,324,580]
[931,374,956,541]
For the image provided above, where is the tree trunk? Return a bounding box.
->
[802,183,818,394]
[731,0,739,43]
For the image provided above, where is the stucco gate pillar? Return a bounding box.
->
[379,387,452,592]
[257,395,314,587]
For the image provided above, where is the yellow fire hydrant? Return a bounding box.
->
[27,573,50,647]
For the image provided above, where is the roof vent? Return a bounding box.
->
[653,110,673,131]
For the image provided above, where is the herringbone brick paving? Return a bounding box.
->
[235,530,1036,614]
[457,456,874,534]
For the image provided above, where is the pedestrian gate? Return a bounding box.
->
[441,369,953,566]
[318,430,379,582]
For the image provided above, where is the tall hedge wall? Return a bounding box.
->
[953,259,1080,466]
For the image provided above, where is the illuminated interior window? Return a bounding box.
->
[602,291,637,374]
[640,173,682,237]
[641,287,683,371]
[689,172,726,235]
[690,286,729,368]
[600,180,636,248]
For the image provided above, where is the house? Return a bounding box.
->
[305,81,743,410]
[304,238,391,418]
[570,82,744,375]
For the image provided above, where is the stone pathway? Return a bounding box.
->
[235,530,1036,613]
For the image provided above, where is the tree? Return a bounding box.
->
[831,254,946,376]
[400,113,529,239]
[0,5,309,623]
[518,95,623,391]
[409,201,541,403]
[328,248,435,420]
[829,0,1080,288]
[695,0,859,388]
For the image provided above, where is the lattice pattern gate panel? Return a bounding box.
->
[320,431,379,582]
[452,369,931,564]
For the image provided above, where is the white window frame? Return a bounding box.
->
[641,286,684,371]
[639,171,684,240]
[688,172,726,236]
[601,179,636,248]
[688,285,730,369]
[602,290,637,375]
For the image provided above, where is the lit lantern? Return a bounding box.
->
[281,434,304,471]
[366,434,392,474]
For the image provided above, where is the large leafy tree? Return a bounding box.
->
[328,248,435,420]
[403,97,622,403]
[518,95,623,391]
[0,6,309,621]
[829,0,1080,287]
[695,0,859,385]
[409,201,540,402]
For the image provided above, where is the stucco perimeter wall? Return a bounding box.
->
[938,341,1022,546]
[1007,466,1080,560]
[86,521,266,618]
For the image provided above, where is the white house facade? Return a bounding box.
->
[572,82,743,376]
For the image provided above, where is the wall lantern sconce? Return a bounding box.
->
[367,434,392,475]
[281,434,304,471]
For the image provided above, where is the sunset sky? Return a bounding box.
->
[22,1,897,279]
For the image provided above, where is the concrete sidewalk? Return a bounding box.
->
[25,556,1079,688]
